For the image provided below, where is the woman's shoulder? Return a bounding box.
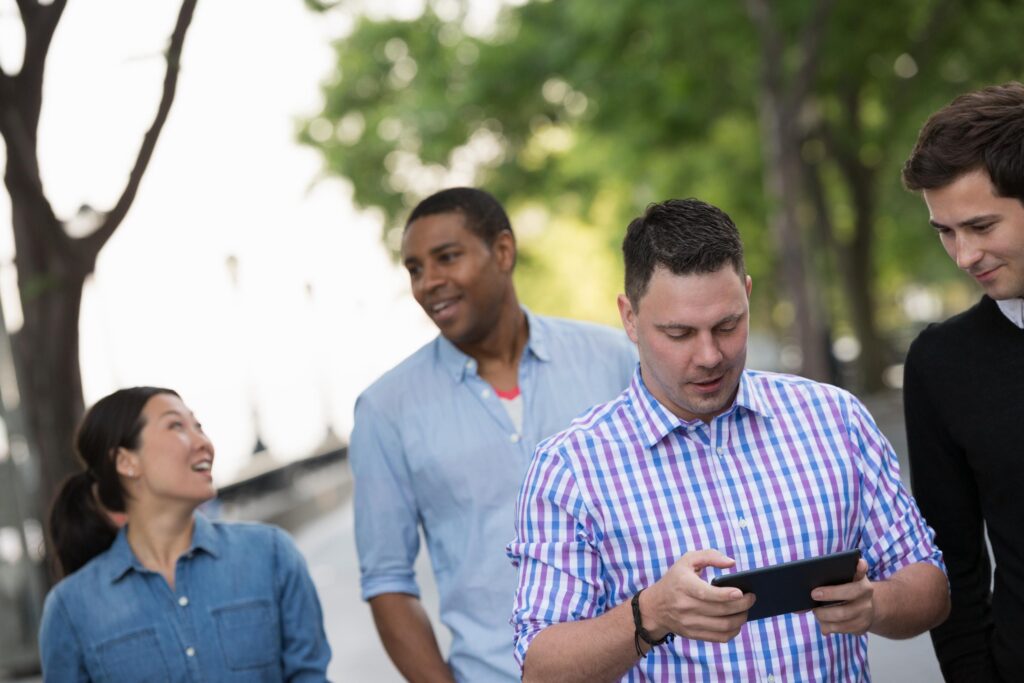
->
[202,518,300,558]
[41,542,123,626]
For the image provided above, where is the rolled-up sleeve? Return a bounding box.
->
[845,395,946,581]
[349,393,422,600]
[507,445,604,670]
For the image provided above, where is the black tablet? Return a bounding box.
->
[710,549,862,621]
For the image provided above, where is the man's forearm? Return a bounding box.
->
[523,598,646,683]
[870,563,950,639]
[369,593,456,683]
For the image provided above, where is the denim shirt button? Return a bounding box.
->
[178,596,189,607]
[185,647,195,657]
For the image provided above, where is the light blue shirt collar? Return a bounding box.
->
[436,306,550,383]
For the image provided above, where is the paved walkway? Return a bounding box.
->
[296,388,944,682]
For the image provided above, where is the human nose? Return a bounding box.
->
[417,260,445,293]
[952,231,983,270]
[694,332,723,368]
[192,427,214,454]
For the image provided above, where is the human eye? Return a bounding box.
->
[168,420,185,430]
[438,249,462,263]
[664,329,691,340]
[405,263,421,278]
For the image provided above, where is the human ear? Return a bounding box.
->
[493,230,516,271]
[617,294,639,343]
[114,448,140,480]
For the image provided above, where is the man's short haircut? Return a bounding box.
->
[623,198,745,306]
[902,82,1024,202]
[405,187,514,246]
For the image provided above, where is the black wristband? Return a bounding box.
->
[631,588,672,658]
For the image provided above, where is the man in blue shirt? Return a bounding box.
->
[349,187,637,682]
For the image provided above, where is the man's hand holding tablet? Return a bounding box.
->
[710,550,863,623]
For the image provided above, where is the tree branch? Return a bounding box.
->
[0,77,58,225]
[791,0,837,107]
[14,0,38,23]
[744,0,786,111]
[0,0,66,253]
[81,0,198,258]
[21,0,67,81]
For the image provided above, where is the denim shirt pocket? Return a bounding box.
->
[212,599,279,670]
[97,627,170,683]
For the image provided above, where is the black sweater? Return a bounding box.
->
[903,295,1024,683]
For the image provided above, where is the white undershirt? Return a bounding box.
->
[996,298,1024,329]
[496,390,523,433]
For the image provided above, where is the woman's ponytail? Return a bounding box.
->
[48,470,117,578]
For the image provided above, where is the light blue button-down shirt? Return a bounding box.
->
[350,309,636,682]
[39,514,331,682]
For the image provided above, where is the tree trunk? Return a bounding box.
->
[3,166,88,524]
[814,85,887,393]
[805,154,886,392]
[11,271,87,518]
[843,167,886,392]
[757,99,832,382]
[746,0,836,382]
[0,0,198,583]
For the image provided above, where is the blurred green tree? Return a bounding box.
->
[302,0,1024,390]
[0,0,198,554]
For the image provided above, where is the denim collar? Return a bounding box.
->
[626,367,775,449]
[436,306,549,383]
[106,512,220,584]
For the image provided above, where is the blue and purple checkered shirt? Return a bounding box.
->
[509,368,944,682]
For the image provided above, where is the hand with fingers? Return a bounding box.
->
[640,549,756,644]
[811,558,874,635]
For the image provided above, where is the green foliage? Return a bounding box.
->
[302,0,1024,334]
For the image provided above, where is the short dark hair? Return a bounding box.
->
[405,187,514,246]
[48,386,179,578]
[623,198,745,306]
[902,82,1024,202]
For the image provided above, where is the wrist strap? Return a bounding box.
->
[631,588,672,659]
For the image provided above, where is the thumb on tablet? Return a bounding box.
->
[684,549,736,572]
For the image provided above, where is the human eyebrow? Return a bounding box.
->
[654,323,694,334]
[159,410,184,419]
[428,241,461,256]
[929,213,1001,230]
[714,313,744,328]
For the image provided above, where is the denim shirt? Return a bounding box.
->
[38,514,331,682]
[350,309,637,682]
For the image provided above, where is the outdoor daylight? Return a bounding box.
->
[2,0,1022,681]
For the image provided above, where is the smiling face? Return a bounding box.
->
[619,265,751,423]
[116,393,216,506]
[923,169,1024,300]
[401,210,516,347]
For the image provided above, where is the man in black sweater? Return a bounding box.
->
[901,82,1024,682]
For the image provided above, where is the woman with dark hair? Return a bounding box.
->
[38,387,331,682]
